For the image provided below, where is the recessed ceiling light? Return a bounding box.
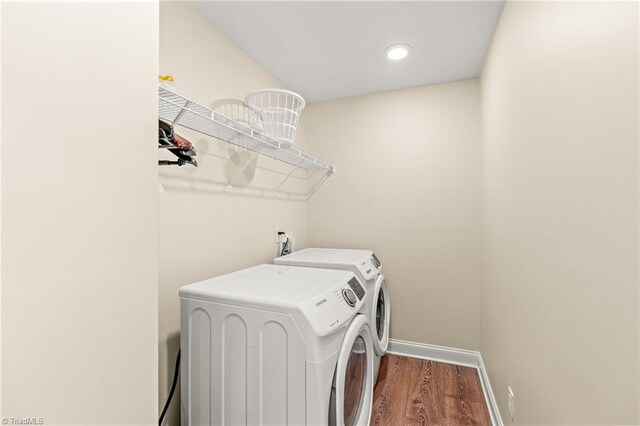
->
[385,44,411,61]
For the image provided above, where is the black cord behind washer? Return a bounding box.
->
[159,348,181,426]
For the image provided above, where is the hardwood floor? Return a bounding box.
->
[370,354,491,426]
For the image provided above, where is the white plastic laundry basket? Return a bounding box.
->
[245,89,306,147]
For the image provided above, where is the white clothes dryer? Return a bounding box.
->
[275,248,390,379]
[180,264,375,426]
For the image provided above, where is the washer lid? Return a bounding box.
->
[180,264,365,337]
[277,248,373,265]
[179,264,352,309]
[275,248,380,282]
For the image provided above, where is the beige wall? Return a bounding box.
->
[158,3,309,423]
[480,1,639,424]
[1,2,158,425]
[304,80,482,350]
[4,4,633,425]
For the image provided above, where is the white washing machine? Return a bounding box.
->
[180,264,375,426]
[275,248,390,378]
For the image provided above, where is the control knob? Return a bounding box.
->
[342,288,357,307]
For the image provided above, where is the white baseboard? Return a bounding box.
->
[387,339,504,426]
[387,339,481,368]
[477,352,503,426]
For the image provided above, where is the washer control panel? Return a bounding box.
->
[300,274,366,337]
[356,256,380,281]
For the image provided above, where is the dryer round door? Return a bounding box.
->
[330,314,374,426]
[371,275,390,355]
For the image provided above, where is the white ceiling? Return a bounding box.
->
[193,1,504,103]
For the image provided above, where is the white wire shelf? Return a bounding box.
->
[158,86,334,172]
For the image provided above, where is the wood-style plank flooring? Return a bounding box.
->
[371,354,491,426]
